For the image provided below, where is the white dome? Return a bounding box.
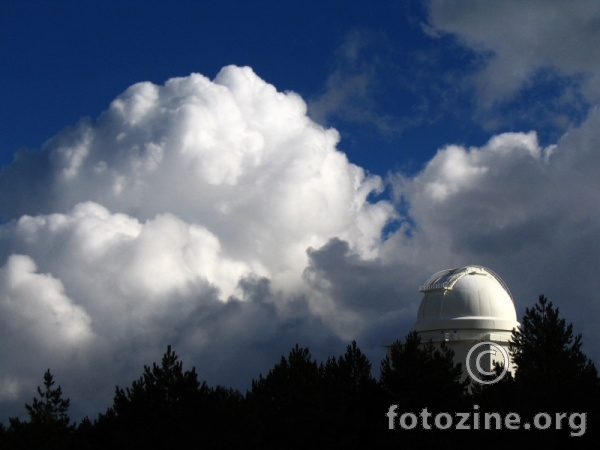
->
[414,266,518,333]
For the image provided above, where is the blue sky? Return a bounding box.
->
[2,0,517,175]
[2,0,600,421]
[3,1,589,174]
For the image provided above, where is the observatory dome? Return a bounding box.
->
[414,266,518,334]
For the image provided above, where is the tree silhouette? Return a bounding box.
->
[112,345,202,417]
[25,369,71,427]
[321,341,375,394]
[381,330,468,411]
[320,341,381,448]
[100,345,205,449]
[473,295,600,447]
[92,345,244,449]
[248,344,325,448]
[510,295,598,409]
[380,330,470,447]
[4,369,73,450]
[507,295,599,445]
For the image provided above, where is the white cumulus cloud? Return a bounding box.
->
[0,66,394,420]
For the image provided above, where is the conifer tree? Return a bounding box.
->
[380,331,469,447]
[93,345,244,449]
[321,340,375,394]
[5,369,73,450]
[105,345,204,449]
[320,341,380,448]
[381,330,468,411]
[248,344,324,448]
[25,369,71,427]
[510,295,598,410]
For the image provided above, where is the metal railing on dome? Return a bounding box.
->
[418,265,514,301]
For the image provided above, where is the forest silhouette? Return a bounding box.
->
[1,295,598,449]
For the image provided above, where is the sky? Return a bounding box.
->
[1,0,600,421]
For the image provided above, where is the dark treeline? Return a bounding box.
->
[1,295,599,449]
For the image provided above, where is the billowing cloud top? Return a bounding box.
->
[0,66,394,295]
[0,66,395,418]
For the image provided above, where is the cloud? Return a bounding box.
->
[0,254,92,347]
[0,66,394,420]
[426,0,600,131]
[0,65,393,287]
[2,62,600,423]
[389,106,600,354]
[308,29,406,135]
[0,252,94,413]
[302,105,600,372]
